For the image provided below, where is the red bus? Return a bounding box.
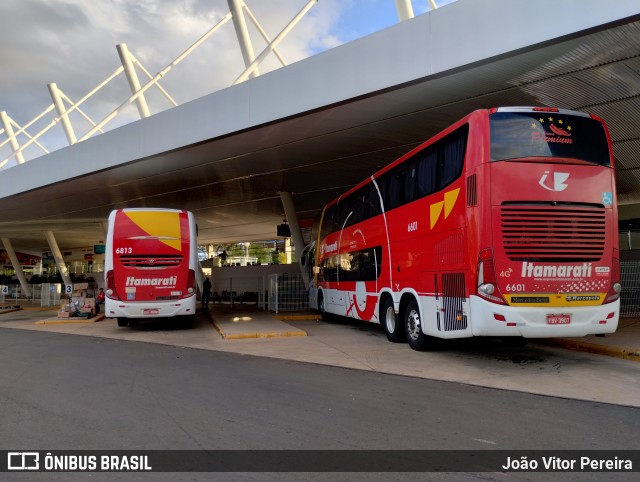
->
[105,208,198,327]
[307,107,620,350]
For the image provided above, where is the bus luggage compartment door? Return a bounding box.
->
[440,272,468,332]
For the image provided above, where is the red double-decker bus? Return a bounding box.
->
[105,208,198,327]
[306,107,620,350]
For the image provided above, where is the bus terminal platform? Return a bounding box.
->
[1,301,638,363]
[205,304,640,362]
[1,302,639,407]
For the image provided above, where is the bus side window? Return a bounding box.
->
[383,169,403,211]
[367,183,382,217]
[404,165,417,205]
[321,205,338,240]
[320,255,338,282]
[437,125,468,190]
[347,192,363,227]
[416,148,438,198]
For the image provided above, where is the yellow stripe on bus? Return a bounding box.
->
[504,293,606,307]
[430,188,460,229]
[125,211,182,251]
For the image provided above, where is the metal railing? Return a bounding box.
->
[0,283,62,307]
[208,275,266,308]
[267,273,308,313]
[621,261,640,318]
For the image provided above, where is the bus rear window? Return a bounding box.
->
[490,112,611,166]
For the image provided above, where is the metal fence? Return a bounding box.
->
[3,265,637,316]
[267,273,308,313]
[0,283,62,307]
[621,261,640,318]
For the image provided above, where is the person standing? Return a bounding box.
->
[202,277,212,310]
[95,288,105,314]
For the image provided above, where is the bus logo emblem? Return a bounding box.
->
[539,171,569,192]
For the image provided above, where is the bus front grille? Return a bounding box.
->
[500,203,606,262]
[120,255,183,267]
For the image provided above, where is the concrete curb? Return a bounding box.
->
[221,331,308,340]
[206,312,224,337]
[536,338,640,362]
[0,306,22,315]
[35,314,106,325]
[36,318,96,325]
[275,314,321,321]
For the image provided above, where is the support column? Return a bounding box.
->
[1,237,32,298]
[48,83,77,144]
[394,0,414,20]
[228,0,259,78]
[279,191,308,288]
[44,230,73,295]
[0,111,25,164]
[117,43,150,118]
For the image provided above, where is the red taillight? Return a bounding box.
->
[477,248,507,305]
[106,270,119,300]
[533,107,559,113]
[187,269,196,295]
[604,249,621,304]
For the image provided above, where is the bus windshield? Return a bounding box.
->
[490,111,611,166]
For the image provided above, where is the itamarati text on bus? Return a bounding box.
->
[301,107,621,350]
[104,208,198,327]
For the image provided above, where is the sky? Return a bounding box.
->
[0,0,455,167]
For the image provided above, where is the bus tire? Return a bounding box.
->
[117,317,128,327]
[183,315,194,329]
[404,299,429,351]
[381,297,404,343]
[319,292,329,321]
[502,337,528,347]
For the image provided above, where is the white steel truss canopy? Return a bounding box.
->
[1,0,640,251]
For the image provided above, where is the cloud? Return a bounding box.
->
[1,0,450,166]
[0,1,347,114]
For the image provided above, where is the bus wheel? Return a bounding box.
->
[117,317,128,327]
[319,293,329,321]
[502,337,528,347]
[382,297,404,343]
[184,315,194,329]
[404,299,428,351]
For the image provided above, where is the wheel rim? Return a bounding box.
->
[385,305,396,334]
[406,308,421,341]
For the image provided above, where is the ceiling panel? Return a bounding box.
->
[2,12,640,251]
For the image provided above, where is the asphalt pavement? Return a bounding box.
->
[1,301,638,408]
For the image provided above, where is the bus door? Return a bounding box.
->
[301,243,318,310]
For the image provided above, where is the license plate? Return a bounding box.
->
[547,314,571,325]
[143,308,159,316]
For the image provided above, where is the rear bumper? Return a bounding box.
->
[105,296,196,319]
[469,295,619,338]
